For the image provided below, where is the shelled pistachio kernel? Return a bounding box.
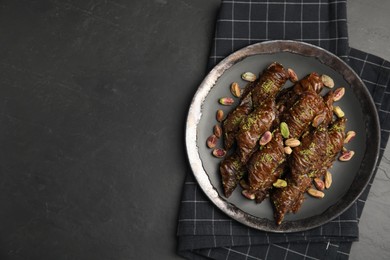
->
[219,97,234,106]
[313,178,325,191]
[216,109,224,122]
[307,188,325,198]
[333,106,345,118]
[333,87,345,101]
[325,171,332,189]
[312,114,325,127]
[284,146,293,154]
[288,68,298,82]
[280,122,290,138]
[230,82,241,97]
[242,190,255,200]
[321,74,335,88]
[241,72,257,82]
[259,131,272,146]
[206,135,217,148]
[285,138,300,147]
[213,125,222,138]
[212,148,226,158]
[344,131,356,144]
[273,179,287,188]
[339,150,355,161]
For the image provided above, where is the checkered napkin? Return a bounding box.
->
[177,1,390,259]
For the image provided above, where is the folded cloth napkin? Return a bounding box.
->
[177,1,390,259]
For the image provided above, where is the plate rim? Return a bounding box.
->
[185,40,380,233]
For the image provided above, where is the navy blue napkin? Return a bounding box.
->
[177,1,390,259]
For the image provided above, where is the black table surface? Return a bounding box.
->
[0,0,219,259]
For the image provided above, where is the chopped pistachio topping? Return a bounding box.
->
[262,79,275,93]
[261,153,273,163]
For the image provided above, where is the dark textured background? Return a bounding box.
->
[0,0,389,259]
[0,0,219,259]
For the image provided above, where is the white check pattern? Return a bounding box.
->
[177,1,390,259]
[208,0,349,71]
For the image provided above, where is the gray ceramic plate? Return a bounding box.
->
[185,40,380,232]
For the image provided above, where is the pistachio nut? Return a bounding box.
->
[280,122,290,138]
[325,171,332,189]
[288,68,298,82]
[241,72,257,82]
[242,190,255,200]
[206,135,217,148]
[312,114,325,127]
[285,138,301,147]
[307,188,325,198]
[321,74,335,88]
[230,82,241,98]
[333,106,345,118]
[216,109,224,122]
[344,131,356,144]
[339,150,355,161]
[284,146,293,154]
[333,87,345,101]
[219,97,234,106]
[212,148,226,158]
[213,124,222,138]
[273,179,287,188]
[313,178,325,191]
[259,131,272,146]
